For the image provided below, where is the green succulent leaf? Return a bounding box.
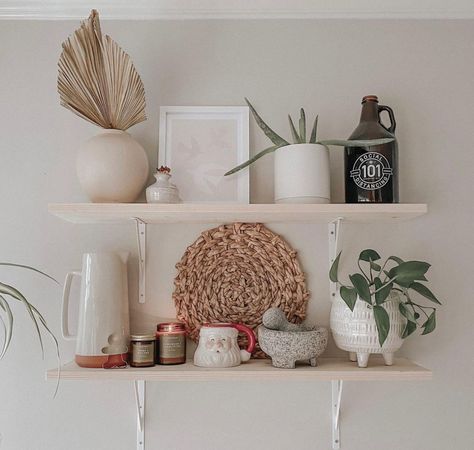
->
[402,320,417,338]
[374,277,393,305]
[340,286,357,311]
[288,115,302,144]
[373,305,390,347]
[309,115,319,143]
[349,273,371,304]
[245,98,289,147]
[359,249,381,262]
[399,302,416,322]
[329,251,341,283]
[299,108,306,143]
[389,261,431,287]
[224,145,280,176]
[317,138,394,147]
[421,311,436,335]
[409,282,441,305]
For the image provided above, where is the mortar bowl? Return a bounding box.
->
[258,325,328,369]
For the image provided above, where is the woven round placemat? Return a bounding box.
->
[173,222,310,357]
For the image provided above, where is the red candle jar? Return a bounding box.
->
[156,322,186,365]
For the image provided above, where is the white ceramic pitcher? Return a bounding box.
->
[62,252,130,368]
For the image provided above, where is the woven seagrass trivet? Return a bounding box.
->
[173,223,310,357]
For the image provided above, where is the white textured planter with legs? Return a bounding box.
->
[274,143,330,204]
[77,129,149,203]
[330,291,406,368]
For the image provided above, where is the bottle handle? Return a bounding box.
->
[61,271,81,340]
[231,323,256,362]
[378,104,396,134]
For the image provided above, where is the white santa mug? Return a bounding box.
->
[193,323,256,368]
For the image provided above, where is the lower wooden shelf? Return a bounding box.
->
[47,357,431,382]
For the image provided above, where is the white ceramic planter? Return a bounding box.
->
[274,143,330,204]
[330,292,406,368]
[77,129,149,203]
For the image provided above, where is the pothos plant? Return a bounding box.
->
[224,98,394,175]
[0,263,60,392]
[329,249,441,347]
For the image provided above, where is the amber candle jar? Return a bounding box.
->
[156,322,186,365]
[130,334,156,367]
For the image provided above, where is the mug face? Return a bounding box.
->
[204,332,235,354]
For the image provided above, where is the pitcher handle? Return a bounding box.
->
[232,323,256,362]
[61,271,81,340]
[378,104,396,134]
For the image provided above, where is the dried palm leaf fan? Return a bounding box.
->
[58,9,146,130]
[57,10,149,203]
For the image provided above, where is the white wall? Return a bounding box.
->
[0,19,473,450]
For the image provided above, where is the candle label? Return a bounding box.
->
[159,335,186,358]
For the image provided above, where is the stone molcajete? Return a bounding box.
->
[258,308,328,369]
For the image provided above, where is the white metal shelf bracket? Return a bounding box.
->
[134,380,146,450]
[328,217,344,449]
[134,218,147,303]
[331,380,343,449]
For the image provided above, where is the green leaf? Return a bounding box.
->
[373,305,390,346]
[402,320,417,338]
[389,261,431,287]
[0,282,44,357]
[0,295,13,359]
[359,249,381,262]
[374,278,393,305]
[317,138,394,147]
[288,115,302,144]
[224,145,280,176]
[370,261,381,272]
[245,98,289,147]
[309,115,318,143]
[409,282,441,305]
[421,311,436,335]
[299,108,306,143]
[329,251,341,283]
[399,302,416,322]
[349,273,371,304]
[340,286,357,311]
[387,256,404,265]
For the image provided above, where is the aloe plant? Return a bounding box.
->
[0,263,60,388]
[225,98,394,176]
[329,250,441,347]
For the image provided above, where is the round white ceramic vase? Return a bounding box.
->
[274,143,330,204]
[330,291,406,368]
[77,129,149,203]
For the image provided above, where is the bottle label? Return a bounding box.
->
[159,335,186,359]
[350,152,393,190]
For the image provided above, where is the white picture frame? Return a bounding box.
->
[159,106,249,204]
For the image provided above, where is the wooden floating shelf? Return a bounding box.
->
[48,203,427,225]
[47,357,431,382]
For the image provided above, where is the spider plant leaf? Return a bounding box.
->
[0,295,13,359]
[245,98,289,146]
[299,108,306,143]
[30,304,61,397]
[0,263,58,284]
[224,145,280,176]
[309,115,319,143]
[0,282,44,358]
[288,115,301,143]
[317,138,394,147]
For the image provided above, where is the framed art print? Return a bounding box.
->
[159,106,249,203]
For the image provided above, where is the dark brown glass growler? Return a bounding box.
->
[344,95,398,203]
